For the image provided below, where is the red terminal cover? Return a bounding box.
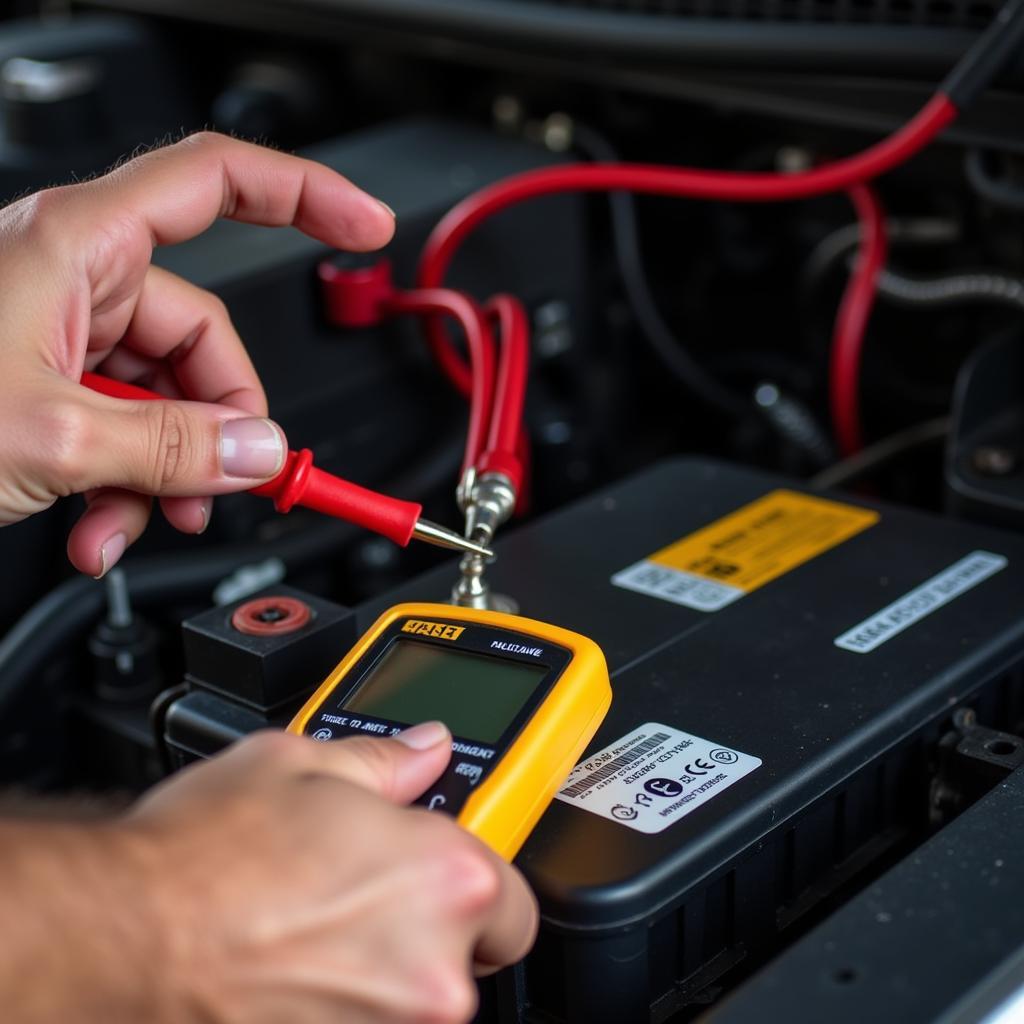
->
[318,257,395,328]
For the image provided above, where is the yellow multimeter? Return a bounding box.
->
[288,602,611,860]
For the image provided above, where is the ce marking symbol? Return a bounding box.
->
[683,758,715,776]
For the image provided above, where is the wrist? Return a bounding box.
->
[0,819,175,1022]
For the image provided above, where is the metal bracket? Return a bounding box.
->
[930,708,1024,823]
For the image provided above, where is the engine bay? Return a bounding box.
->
[2,3,1024,1021]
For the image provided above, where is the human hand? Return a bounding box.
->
[0,132,395,576]
[114,726,537,1023]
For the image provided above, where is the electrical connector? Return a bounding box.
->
[318,254,395,328]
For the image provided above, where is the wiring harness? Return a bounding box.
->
[317,0,1024,533]
[407,0,1024,459]
[319,259,528,508]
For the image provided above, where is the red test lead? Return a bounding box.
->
[79,372,493,559]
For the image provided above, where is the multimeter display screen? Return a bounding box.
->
[343,640,547,742]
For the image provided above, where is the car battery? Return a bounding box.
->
[356,458,1024,1023]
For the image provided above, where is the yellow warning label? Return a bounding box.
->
[648,489,878,593]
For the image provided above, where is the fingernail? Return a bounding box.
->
[395,721,450,751]
[196,499,212,535]
[220,419,284,479]
[377,198,396,219]
[94,532,127,580]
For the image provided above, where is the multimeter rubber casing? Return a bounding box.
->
[287,602,611,860]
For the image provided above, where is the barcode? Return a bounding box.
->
[560,732,671,798]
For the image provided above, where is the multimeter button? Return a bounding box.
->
[451,760,486,786]
[416,768,478,817]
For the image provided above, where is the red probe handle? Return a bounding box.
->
[79,372,423,547]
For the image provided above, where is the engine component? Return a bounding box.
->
[87,568,160,703]
[947,333,1024,529]
[78,0,1023,80]
[0,15,193,200]
[2,2,1024,1016]
[162,586,356,765]
[210,58,323,144]
[180,585,355,711]
[451,471,519,612]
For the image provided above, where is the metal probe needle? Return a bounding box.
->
[414,519,494,559]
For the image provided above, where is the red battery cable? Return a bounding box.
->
[833,185,888,457]
[382,289,497,481]
[416,94,957,405]
[478,294,530,490]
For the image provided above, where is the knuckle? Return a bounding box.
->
[176,131,231,177]
[31,399,92,491]
[204,289,230,323]
[413,827,502,917]
[409,970,478,1024]
[143,402,203,490]
[235,730,304,766]
[191,292,232,344]
[9,187,72,250]
[175,131,240,217]
[22,185,70,223]
[179,129,224,152]
[338,736,397,790]
[445,843,502,915]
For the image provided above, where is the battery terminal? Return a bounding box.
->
[451,472,518,612]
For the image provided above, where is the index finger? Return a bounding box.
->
[81,131,396,252]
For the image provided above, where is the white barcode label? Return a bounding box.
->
[555,723,761,834]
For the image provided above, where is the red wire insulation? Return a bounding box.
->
[417,93,957,394]
[832,184,888,457]
[382,289,496,478]
[479,294,530,490]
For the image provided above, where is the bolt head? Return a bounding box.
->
[971,446,1018,477]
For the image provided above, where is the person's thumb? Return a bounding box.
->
[64,388,286,497]
[303,722,454,804]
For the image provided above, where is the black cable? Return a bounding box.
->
[569,0,1024,416]
[810,416,950,489]
[800,217,958,301]
[149,682,190,776]
[570,123,751,420]
[965,148,1024,212]
[0,428,463,718]
[941,0,1024,108]
[810,221,1024,311]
